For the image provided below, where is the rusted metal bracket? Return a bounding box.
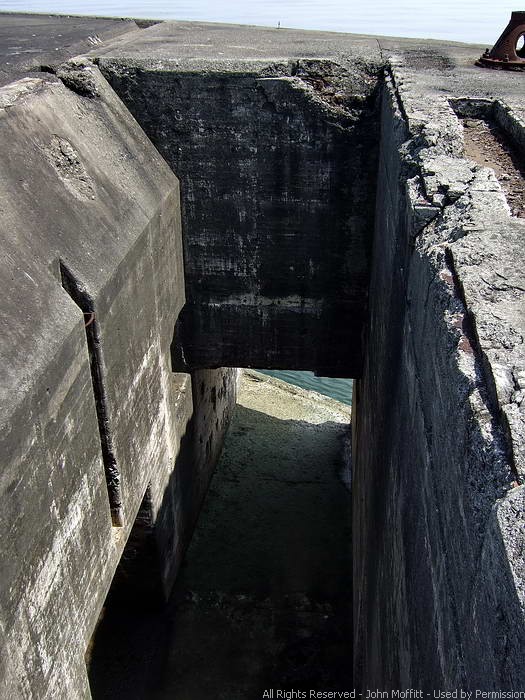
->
[477,11,525,71]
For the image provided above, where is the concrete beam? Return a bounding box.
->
[93,24,387,377]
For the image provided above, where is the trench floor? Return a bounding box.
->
[90,370,353,699]
[462,117,525,217]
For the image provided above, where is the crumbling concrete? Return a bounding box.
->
[352,61,525,690]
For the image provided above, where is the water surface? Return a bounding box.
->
[0,0,516,45]
[259,370,353,406]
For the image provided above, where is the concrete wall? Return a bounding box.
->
[98,58,380,377]
[352,70,525,690]
[151,367,240,596]
[0,64,238,699]
[2,19,525,697]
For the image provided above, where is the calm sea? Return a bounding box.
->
[0,0,511,404]
[0,0,515,44]
[258,370,353,406]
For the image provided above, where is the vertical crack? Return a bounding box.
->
[60,260,124,527]
[443,248,519,484]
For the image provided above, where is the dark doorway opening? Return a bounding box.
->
[87,487,168,699]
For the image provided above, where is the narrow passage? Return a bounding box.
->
[90,370,353,699]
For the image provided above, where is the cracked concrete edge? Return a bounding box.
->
[55,58,102,97]
[90,53,380,78]
[90,53,382,127]
[387,59,525,616]
[386,59,525,489]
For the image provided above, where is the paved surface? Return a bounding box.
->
[0,12,139,86]
[88,371,353,699]
[92,17,478,60]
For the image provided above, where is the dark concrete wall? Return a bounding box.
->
[84,367,240,610]
[352,74,525,691]
[191,368,240,503]
[151,367,240,596]
[98,59,380,377]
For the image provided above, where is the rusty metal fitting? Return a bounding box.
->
[476,11,525,70]
[83,311,95,328]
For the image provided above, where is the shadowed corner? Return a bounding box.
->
[86,390,353,700]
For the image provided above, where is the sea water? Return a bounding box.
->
[258,369,353,406]
[0,0,515,45]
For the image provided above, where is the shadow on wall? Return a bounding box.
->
[87,405,352,700]
[85,412,196,700]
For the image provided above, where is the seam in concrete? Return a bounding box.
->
[385,63,410,126]
[444,248,520,485]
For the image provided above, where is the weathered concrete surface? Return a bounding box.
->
[0,12,140,87]
[1,14,525,697]
[154,367,240,594]
[0,63,178,697]
[89,30,525,691]
[90,23,525,379]
[352,60,525,690]
[0,63,238,699]
[87,370,352,699]
[93,23,386,377]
